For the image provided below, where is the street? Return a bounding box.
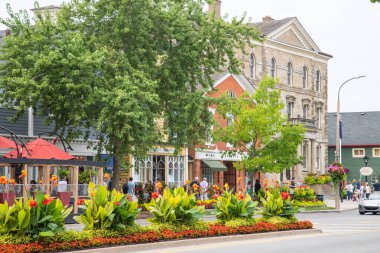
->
[129,210,380,253]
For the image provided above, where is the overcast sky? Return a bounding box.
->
[1,0,379,113]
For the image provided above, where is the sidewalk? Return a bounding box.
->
[324,198,359,211]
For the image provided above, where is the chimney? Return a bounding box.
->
[208,0,222,18]
[262,16,274,23]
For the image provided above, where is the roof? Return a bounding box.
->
[328,111,380,146]
[253,17,294,36]
[30,5,60,11]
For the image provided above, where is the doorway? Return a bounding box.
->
[223,161,236,192]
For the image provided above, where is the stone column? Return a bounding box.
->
[73,166,79,214]
[44,165,51,194]
[311,140,317,174]
[307,139,312,173]
[296,144,302,179]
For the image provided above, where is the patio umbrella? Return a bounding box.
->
[0,136,16,149]
[3,138,74,160]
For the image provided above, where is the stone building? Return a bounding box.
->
[239,16,333,181]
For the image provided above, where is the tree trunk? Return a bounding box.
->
[111,139,123,191]
[250,170,255,198]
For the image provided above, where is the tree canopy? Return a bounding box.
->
[0,0,261,189]
[213,77,305,190]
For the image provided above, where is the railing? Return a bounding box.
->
[288,117,316,128]
[0,184,94,198]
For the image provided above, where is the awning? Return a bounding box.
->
[202,160,227,171]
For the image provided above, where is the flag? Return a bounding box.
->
[339,119,343,140]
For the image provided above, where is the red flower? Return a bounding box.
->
[280,191,290,200]
[212,194,219,199]
[115,201,120,206]
[127,194,131,201]
[152,192,159,199]
[237,193,245,200]
[42,197,54,205]
[29,200,37,207]
[76,199,85,205]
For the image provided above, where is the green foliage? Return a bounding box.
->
[261,191,284,218]
[214,77,306,193]
[293,187,315,201]
[74,182,140,230]
[292,200,325,208]
[262,216,293,225]
[148,220,209,232]
[78,170,96,184]
[304,174,332,185]
[144,187,204,225]
[0,199,30,236]
[0,0,260,190]
[57,168,70,180]
[214,190,257,222]
[224,218,256,228]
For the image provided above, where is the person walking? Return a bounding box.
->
[365,182,371,199]
[200,177,208,201]
[356,180,361,192]
[360,182,366,200]
[352,179,357,191]
[373,180,380,192]
[289,177,296,198]
[345,181,354,200]
[190,177,200,200]
[254,179,261,195]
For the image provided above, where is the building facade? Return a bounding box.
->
[239,16,332,182]
[328,112,380,185]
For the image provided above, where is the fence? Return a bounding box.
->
[0,184,93,198]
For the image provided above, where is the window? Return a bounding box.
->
[302,143,308,168]
[168,156,185,187]
[271,58,276,78]
[352,148,365,158]
[316,70,321,92]
[316,107,321,129]
[227,90,236,99]
[134,156,153,183]
[373,148,380,157]
[203,167,214,185]
[302,66,308,89]
[287,62,292,86]
[303,104,309,119]
[287,102,294,118]
[206,107,215,145]
[316,146,321,170]
[249,54,255,79]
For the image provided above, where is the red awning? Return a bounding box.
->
[0,136,16,149]
[3,138,74,160]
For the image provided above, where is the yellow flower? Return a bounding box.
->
[104,173,110,180]
[90,191,96,197]
[19,169,27,179]
[185,180,190,185]
[237,177,242,182]
[50,175,58,181]
[224,183,229,190]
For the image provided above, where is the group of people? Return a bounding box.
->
[190,177,209,200]
[344,179,380,201]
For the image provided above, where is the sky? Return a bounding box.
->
[1,0,379,113]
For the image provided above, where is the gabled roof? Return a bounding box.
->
[328,111,380,146]
[211,70,255,94]
[254,17,294,36]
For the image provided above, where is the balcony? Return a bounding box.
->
[288,117,316,128]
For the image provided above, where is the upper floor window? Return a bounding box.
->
[287,62,293,86]
[352,148,365,158]
[316,145,321,170]
[316,70,321,92]
[302,66,308,89]
[316,107,322,129]
[249,54,255,79]
[287,102,294,119]
[373,148,380,157]
[303,104,309,119]
[271,58,276,78]
[227,90,236,99]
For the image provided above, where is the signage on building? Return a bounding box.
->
[360,167,373,176]
[195,151,244,161]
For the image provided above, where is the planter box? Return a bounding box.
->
[0,192,16,206]
[58,192,71,207]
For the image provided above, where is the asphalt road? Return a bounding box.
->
[132,210,380,253]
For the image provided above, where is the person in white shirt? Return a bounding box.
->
[345,182,354,200]
[365,182,371,199]
[200,177,208,201]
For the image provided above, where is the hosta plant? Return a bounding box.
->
[74,182,140,230]
[214,190,257,222]
[144,187,204,224]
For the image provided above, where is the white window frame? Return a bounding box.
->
[352,148,365,158]
[373,148,380,157]
[302,66,308,89]
[249,54,255,79]
[287,62,292,86]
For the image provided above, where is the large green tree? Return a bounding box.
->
[0,0,260,189]
[214,77,306,194]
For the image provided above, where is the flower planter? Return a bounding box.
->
[309,184,322,195]
[0,192,16,206]
[58,192,71,207]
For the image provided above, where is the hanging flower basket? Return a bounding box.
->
[326,162,348,183]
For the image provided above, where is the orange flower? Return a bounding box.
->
[29,200,37,207]
[0,176,7,184]
[115,201,120,206]
[8,179,16,185]
[39,180,44,184]
[76,199,85,205]
[127,194,131,201]
[90,191,96,197]
[42,197,54,205]
[50,175,58,181]
[237,177,242,182]
[104,173,110,180]
[19,169,27,179]
[185,180,190,185]
[237,193,245,200]
[287,181,291,187]
[54,181,58,187]
[151,192,159,199]
[192,184,199,191]
[156,182,163,189]
[212,184,219,191]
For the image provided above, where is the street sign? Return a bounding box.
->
[360,167,373,176]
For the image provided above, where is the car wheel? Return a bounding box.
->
[359,211,365,215]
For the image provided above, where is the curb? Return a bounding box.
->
[71,229,322,253]
[299,207,357,214]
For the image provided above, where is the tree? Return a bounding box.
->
[371,0,380,2]
[0,1,261,190]
[213,77,306,194]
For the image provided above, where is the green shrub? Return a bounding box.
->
[144,187,204,225]
[148,220,208,232]
[215,190,257,222]
[293,186,315,201]
[74,182,140,230]
[224,218,256,228]
[0,234,32,245]
[261,190,297,220]
[0,199,30,236]
[292,200,325,208]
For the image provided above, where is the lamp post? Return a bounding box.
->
[335,76,366,163]
[363,155,370,182]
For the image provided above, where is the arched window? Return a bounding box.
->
[271,58,276,78]
[302,66,308,89]
[316,70,321,92]
[287,62,292,86]
[249,54,255,79]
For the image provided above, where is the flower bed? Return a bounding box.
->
[0,221,313,253]
[292,200,325,208]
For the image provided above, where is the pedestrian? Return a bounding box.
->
[352,179,357,191]
[190,177,200,200]
[200,177,208,201]
[360,182,366,200]
[289,177,296,198]
[365,182,371,199]
[345,181,354,200]
[339,181,343,203]
[373,180,380,192]
[356,180,361,192]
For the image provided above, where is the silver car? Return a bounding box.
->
[359,193,380,215]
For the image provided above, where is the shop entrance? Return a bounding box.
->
[223,161,236,192]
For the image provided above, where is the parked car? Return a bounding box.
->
[359,193,380,215]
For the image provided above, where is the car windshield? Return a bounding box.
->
[368,194,380,200]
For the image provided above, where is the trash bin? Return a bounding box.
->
[316,194,324,202]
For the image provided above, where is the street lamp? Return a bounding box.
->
[363,155,370,182]
[335,75,366,163]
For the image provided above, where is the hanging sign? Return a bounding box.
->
[360,167,373,176]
